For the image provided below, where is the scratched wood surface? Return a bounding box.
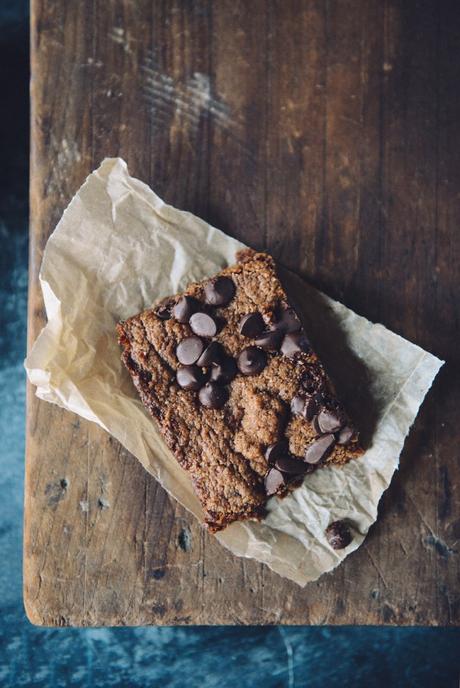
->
[25,0,460,626]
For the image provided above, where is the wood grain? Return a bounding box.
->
[25,0,460,626]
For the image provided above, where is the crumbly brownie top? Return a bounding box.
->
[117,250,363,532]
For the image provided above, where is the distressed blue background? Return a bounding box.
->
[0,2,459,686]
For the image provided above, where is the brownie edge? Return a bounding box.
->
[117,251,363,532]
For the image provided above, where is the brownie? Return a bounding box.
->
[116,250,363,532]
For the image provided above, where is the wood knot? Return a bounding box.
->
[178,527,192,552]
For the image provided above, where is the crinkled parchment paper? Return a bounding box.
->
[26,158,444,586]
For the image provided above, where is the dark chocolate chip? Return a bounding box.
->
[325,520,353,549]
[154,299,173,320]
[317,408,343,434]
[198,381,229,409]
[189,312,217,338]
[337,426,354,445]
[304,434,335,464]
[176,336,204,365]
[281,331,311,357]
[291,394,318,421]
[237,346,267,376]
[275,455,309,475]
[196,341,224,367]
[254,328,283,351]
[304,396,319,421]
[172,296,198,323]
[210,356,237,384]
[204,276,235,306]
[273,306,301,333]
[264,468,285,496]
[239,312,265,338]
[176,365,208,391]
[291,395,306,416]
[264,440,289,465]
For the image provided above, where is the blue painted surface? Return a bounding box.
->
[0,4,459,686]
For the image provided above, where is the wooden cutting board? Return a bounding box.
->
[25,0,459,626]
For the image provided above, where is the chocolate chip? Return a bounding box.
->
[198,381,228,409]
[302,398,315,420]
[210,356,237,384]
[172,296,198,323]
[264,468,285,496]
[275,456,309,475]
[196,341,223,367]
[264,440,289,465]
[254,328,282,351]
[325,520,353,549]
[189,312,217,338]
[239,312,265,338]
[204,276,235,306]
[154,299,173,320]
[290,394,318,421]
[304,434,335,464]
[273,306,301,333]
[176,336,204,365]
[304,396,319,421]
[290,395,306,416]
[317,408,343,434]
[337,426,354,445]
[281,332,311,357]
[312,415,321,434]
[237,346,267,376]
[176,365,208,391]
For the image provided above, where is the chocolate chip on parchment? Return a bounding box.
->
[317,408,343,434]
[204,276,235,306]
[337,426,354,445]
[237,346,267,376]
[154,299,173,320]
[304,434,335,464]
[198,381,229,409]
[273,306,301,333]
[325,520,353,549]
[196,341,224,367]
[210,356,237,384]
[254,328,282,351]
[189,312,218,338]
[176,365,208,391]
[176,336,204,365]
[264,440,289,465]
[275,455,309,476]
[239,312,265,338]
[281,332,311,357]
[172,296,198,323]
[264,468,285,496]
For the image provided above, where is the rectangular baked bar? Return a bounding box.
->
[117,250,363,532]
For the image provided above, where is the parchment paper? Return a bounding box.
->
[26,158,444,586]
